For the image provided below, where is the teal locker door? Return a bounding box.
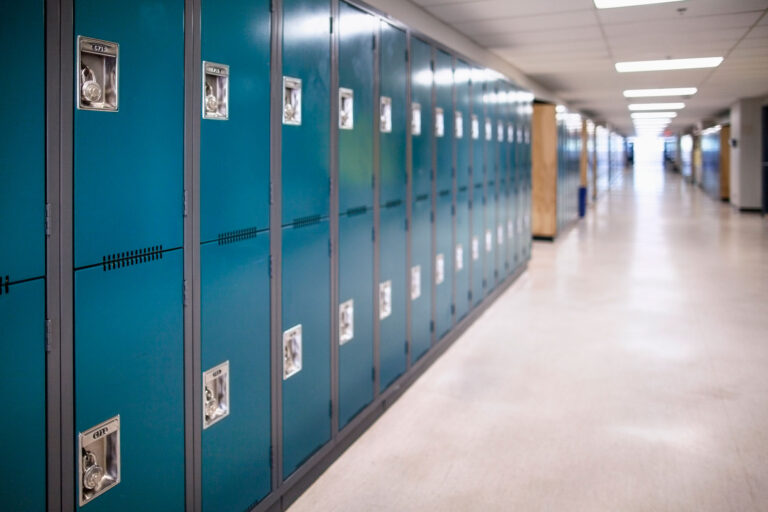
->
[0,4,45,511]
[378,22,407,391]
[0,280,45,512]
[338,1,375,429]
[281,0,331,223]
[201,239,271,511]
[470,184,484,307]
[74,253,185,511]
[200,1,272,509]
[455,59,471,190]
[435,50,453,194]
[483,189,496,296]
[282,221,331,477]
[338,212,374,427]
[410,197,432,361]
[411,37,433,199]
[73,2,185,510]
[435,192,453,339]
[378,204,407,390]
[454,189,470,320]
[73,0,184,269]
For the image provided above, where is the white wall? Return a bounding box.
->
[363,0,560,103]
[729,98,764,210]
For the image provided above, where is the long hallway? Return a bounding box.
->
[289,163,768,512]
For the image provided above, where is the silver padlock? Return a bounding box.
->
[205,83,218,114]
[80,66,102,104]
[82,451,105,491]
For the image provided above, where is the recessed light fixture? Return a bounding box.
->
[628,102,685,111]
[616,57,723,72]
[623,87,697,97]
[631,112,677,118]
[594,0,684,8]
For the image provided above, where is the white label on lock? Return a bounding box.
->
[507,219,513,238]
[455,244,464,271]
[380,96,392,133]
[485,229,493,252]
[485,119,492,141]
[472,236,480,261]
[435,254,445,284]
[471,114,479,140]
[282,76,302,125]
[203,361,230,429]
[339,87,354,130]
[379,280,392,319]
[507,123,514,143]
[435,107,445,138]
[411,102,421,136]
[339,299,354,344]
[455,111,463,139]
[282,324,302,379]
[411,265,421,300]
[497,225,504,246]
[497,120,504,142]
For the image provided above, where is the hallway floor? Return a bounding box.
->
[288,164,768,512]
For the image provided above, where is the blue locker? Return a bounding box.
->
[0,4,46,511]
[455,59,471,190]
[454,190,470,320]
[338,1,376,429]
[435,50,454,194]
[470,188,483,306]
[410,37,433,199]
[282,221,331,477]
[201,0,271,242]
[434,192,453,339]
[483,187,496,296]
[378,205,407,390]
[282,0,331,223]
[378,22,407,391]
[500,83,513,276]
[338,212,374,427]
[0,1,45,281]
[201,239,271,511]
[0,280,46,512]
[74,253,185,511]
[74,0,184,269]
[410,197,432,361]
[379,22,407,205]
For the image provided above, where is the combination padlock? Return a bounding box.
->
[82,451,105,491]
[80,66,102,104]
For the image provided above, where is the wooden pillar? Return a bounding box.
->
[532,103,557,238]
[720,125,731,201]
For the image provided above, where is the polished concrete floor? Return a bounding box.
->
[288,163,768,512]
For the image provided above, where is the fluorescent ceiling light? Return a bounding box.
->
[616,57,723,72]
[595,0,684,8]
[628,102,685,111]
[632,111,677,119]
[623,87,697,97]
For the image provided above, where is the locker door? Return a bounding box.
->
[281,0,332,479]
[0,3,45,510]
[73,2,185,509]
[410,37,433,200]
[470,70,485,307]
[410,197,432,361]
[484,189,496,296]
[454,189,470,320]
[434,192,453,339]
[338,1,375,429]
[282,221,331,477]
[378,22,407,392]
[199,0,272,509]
[0,280,46,512]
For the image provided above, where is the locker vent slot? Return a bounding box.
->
[383,199,402,209]
[292,215,322,229]
[345,206,368,217]
[102,245,163,271]
[1,275,8,295]
[438,189,451,197]
[414,194,429,203]
[474,183,483,189]
[458,185,468,192]
[217,226,259,245]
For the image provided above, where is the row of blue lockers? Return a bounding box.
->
[0,0,533,511]
[557,112,583,232]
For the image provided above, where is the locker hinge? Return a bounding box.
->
[430,211,434,223]
[371,227,375,242]
[269,255,273,278]
[269,0,274,12]
[430,60,435,71]
[45,318,52,353]
[183,189,188,217]
[269,445,273,468]
[372,35,376,50]
[330,16,333,33]
[371,366,376,381]
[404,218,409,231]
[430,320,434,333]
[45,203,51,237]
[269,182,274,205]
[451,205,455,216]
[329,400,333,418]
[183,279,188,307]
[451,304,455,315]
[468,290,472,301]
[328,239,332,256]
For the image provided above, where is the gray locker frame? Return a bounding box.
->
[40,0,531,510]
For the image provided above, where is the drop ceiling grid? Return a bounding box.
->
[410,0,768,134]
